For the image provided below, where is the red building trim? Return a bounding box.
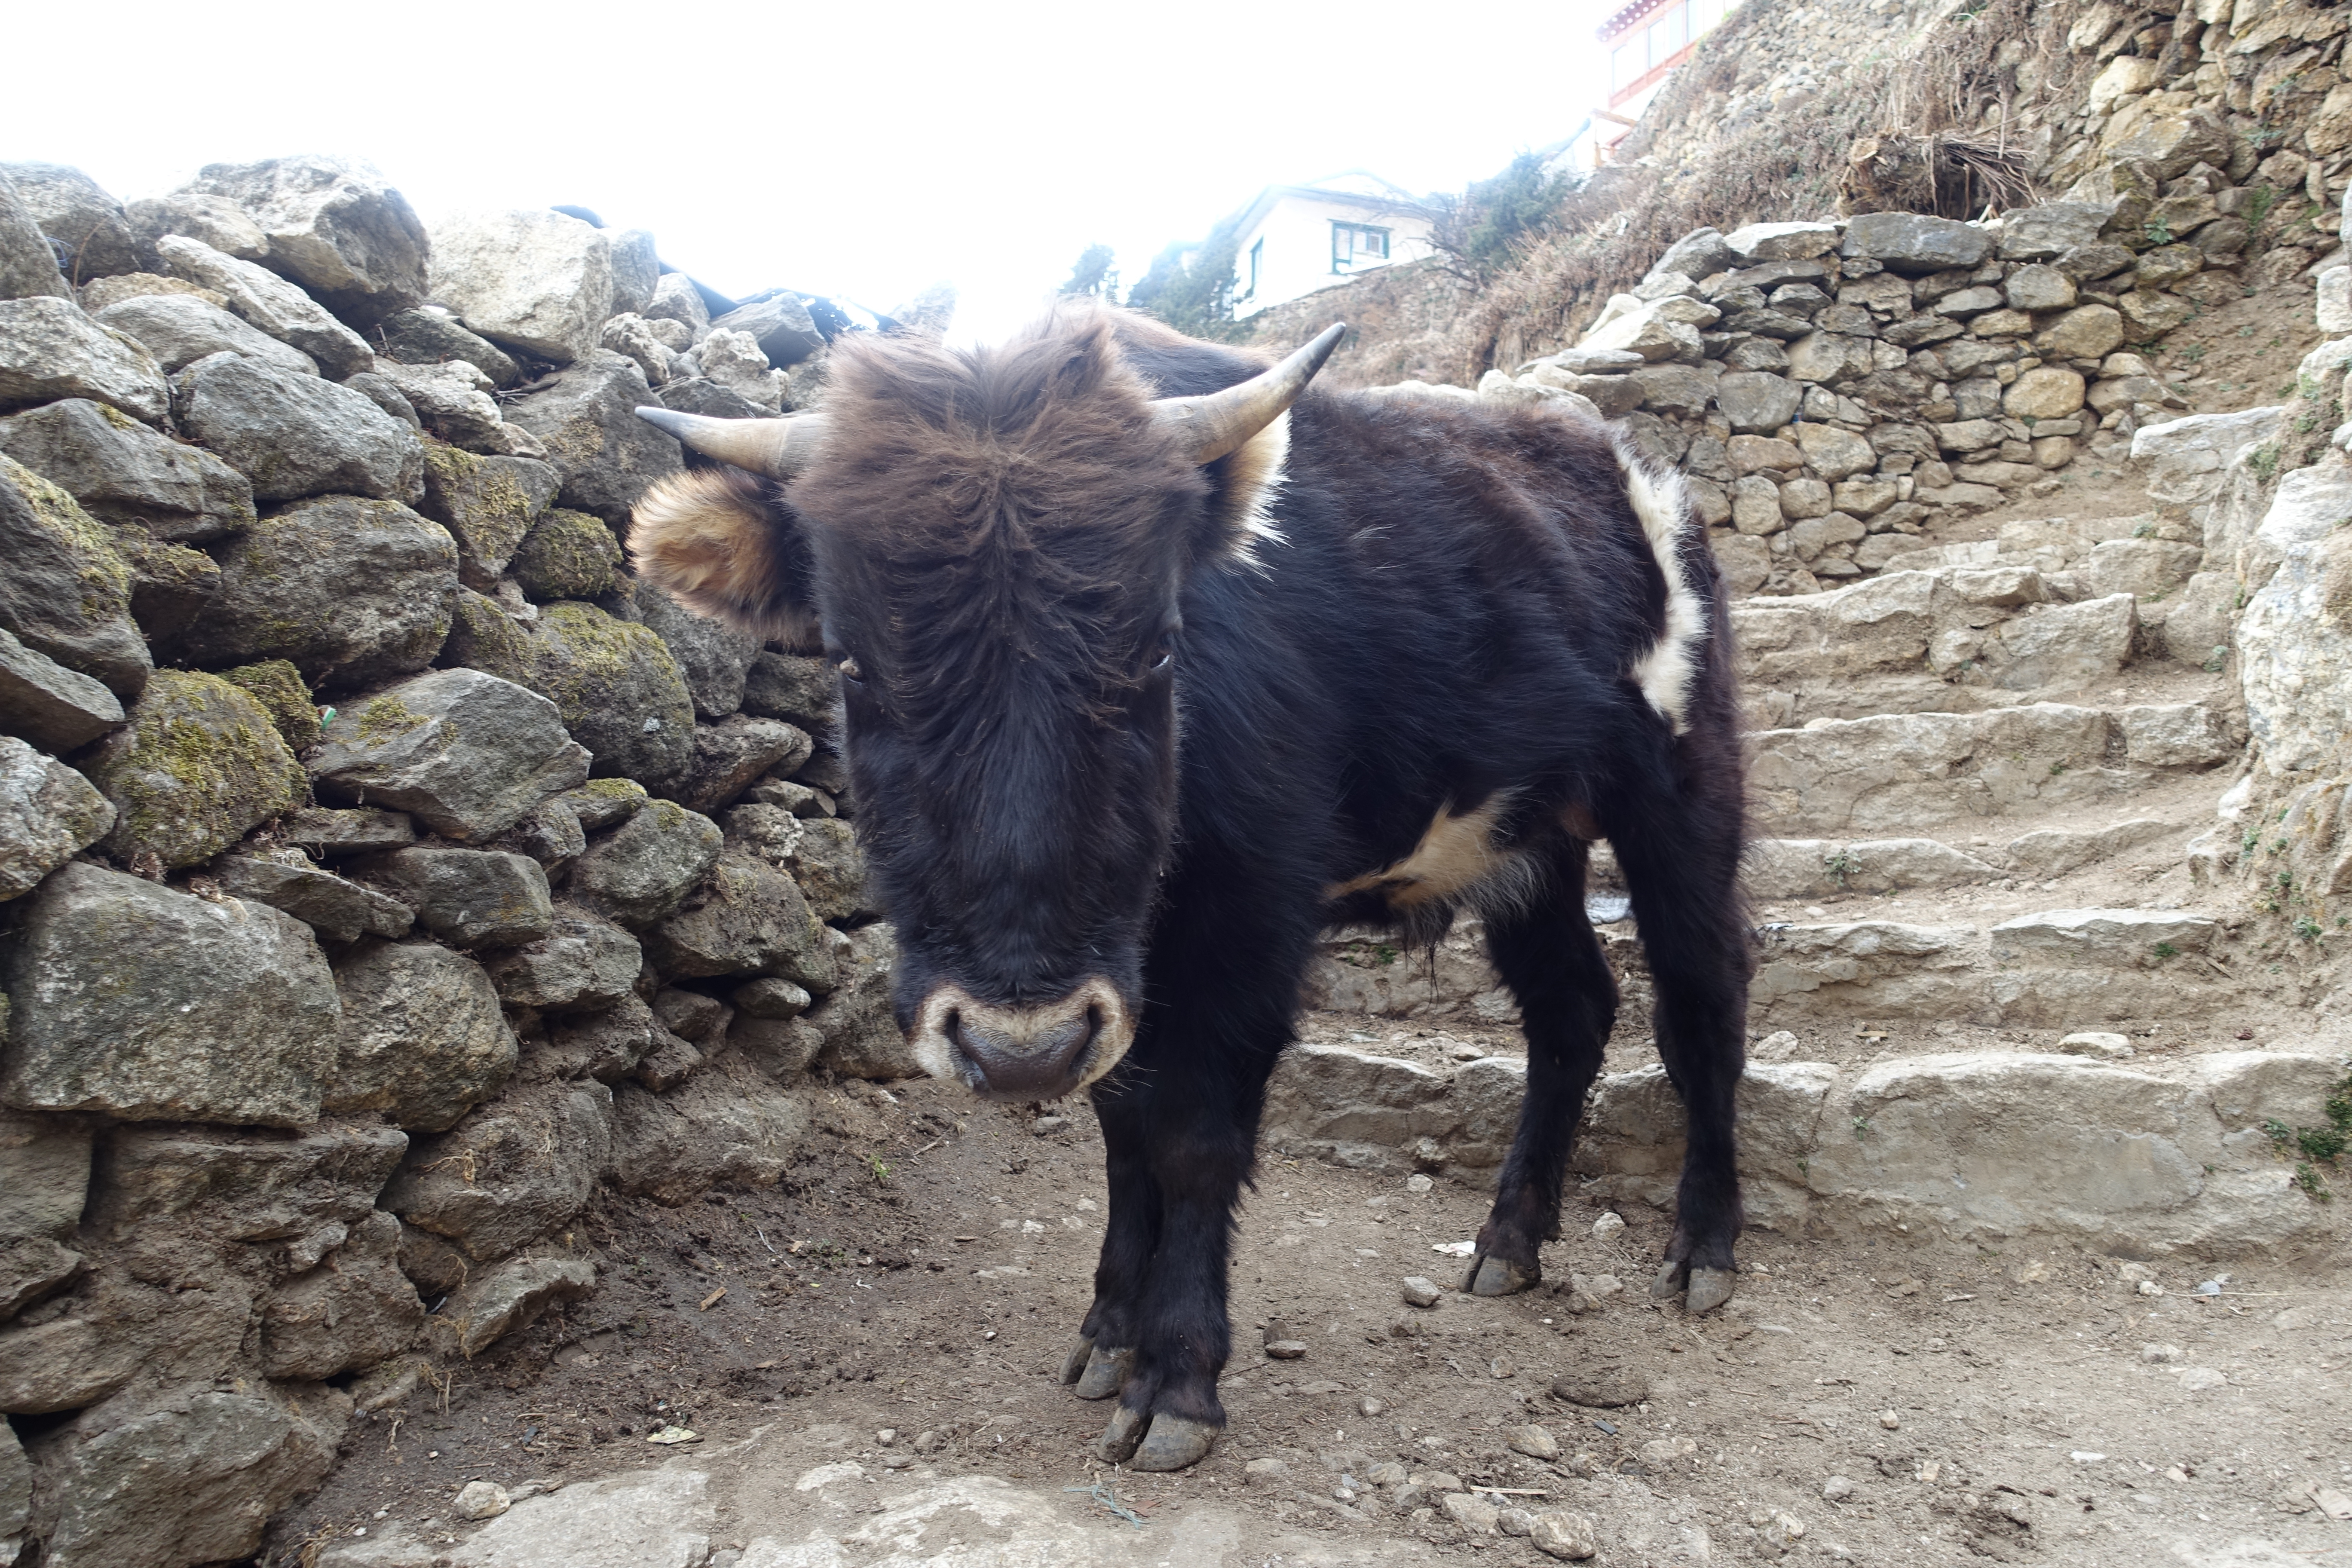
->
[1607,39,1700,108]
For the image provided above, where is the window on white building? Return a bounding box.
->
[1649,1,1687,64]
[1246,238,1263,299]
[1331,222,1390,273]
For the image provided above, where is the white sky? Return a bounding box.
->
[9,0,1614,346]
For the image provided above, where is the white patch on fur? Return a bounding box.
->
[1217,410,1291,568]
[1617,435,1707,735]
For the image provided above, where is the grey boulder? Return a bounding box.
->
[89,1119,405,1244]
[368,358,512,453]
[165,494,456,689]
[309,669,589,840]
[570,798,723,928]
[709,294,825,366]
[259,1210,422,1379]
[0,295,168,423]
[0,629,124,753]
[178,156,429,326]
[327,938,519,1130]
[383,1080,613,1262]
[740,650,838,731]
[0,397,254,542]
[214,851,415,944]
[610,1059,809,1205]
[153,234,372,377]
[95,291,317,376]
[479,910,641,1012]
[1842,212,1994,273]
[643,848,831,986]
[358,846,554,948]
[34,1385,343,1568]
[376,306,522,388]
[0,163,140,282]
[0,862,341,1127]
[428,209,612,364]
[171,351,424,504]
[439,1253,594,1357]
[0,172,71,302]
[125,192,273,263]
[810,924,911,1078]
[0,737,113,900]
[678,715,812,812]
[503,349,683,527]
[634,577,759,718]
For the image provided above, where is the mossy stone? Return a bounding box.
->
[416,441,558,587]
[435,588,534,686]
[527,601,693,786]
[220,659,320,750]
[508,508,623,602]
[0,453,150,696]
[81,668,306,870]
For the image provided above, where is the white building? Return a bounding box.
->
[1228,172,1436,321]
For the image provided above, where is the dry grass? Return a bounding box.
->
[1439,0,2086,379]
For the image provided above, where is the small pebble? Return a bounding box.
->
[1405,1174,1434,1194]
[1243,1457,1289,1483]
[454,1482,509,1521]
[876,1429,896,1446]
[1401,1276,1443,1308]
[1266,1339,1309,1360]
[1822,1475,1856,1502]
[1031,1115,1066,1136]
[1488,1356,1516,1379]
[1497,1506,1535,1537]
[2058,1031,2134,1059]
[1878,1410,1900,1430]
[1592,1212,1625,1240]
[2141,1343,2183,1363]
[1359,1396,1386,1418]
[1507,1424,1562,1461]
[1529,1509,1600,1560]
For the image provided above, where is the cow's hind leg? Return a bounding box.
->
[1064,1077,1158,1399]
[1605,782,1750,1315]
[1467,842,1617,1297]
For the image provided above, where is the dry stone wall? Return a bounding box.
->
[0,155,913,1568]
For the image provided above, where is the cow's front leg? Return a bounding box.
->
[1063,1081,1157,1399]
[1091,1092,1250,1472]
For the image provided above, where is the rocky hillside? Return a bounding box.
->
[0,156,926,1568]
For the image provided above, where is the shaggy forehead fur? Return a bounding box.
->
[788,306,1213,724]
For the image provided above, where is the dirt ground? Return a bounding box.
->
[271,1031,2352,1568]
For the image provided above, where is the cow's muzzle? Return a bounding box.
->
[910,979,1134,1099]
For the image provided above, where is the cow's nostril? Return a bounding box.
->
[949,999,1100,1096]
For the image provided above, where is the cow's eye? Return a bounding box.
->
[1149,644,1173,673]
[838,656,864,684]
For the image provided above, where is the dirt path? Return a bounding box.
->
[285,1061,2352,1568]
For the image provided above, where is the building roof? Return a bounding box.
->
[1597,0,1680,40]
[1230,173,1431,242]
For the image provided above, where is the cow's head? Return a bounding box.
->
[629,309,1342,1100]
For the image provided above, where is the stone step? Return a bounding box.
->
[1259,1041,2344,1258]
[1745,701,2239,838]
[1745,818,2180,897]
[1306,900,2244,1031]
[1752,905,2237,1025]
[1731,524,2236,726]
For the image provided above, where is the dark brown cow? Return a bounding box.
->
[628,305,1750,1471]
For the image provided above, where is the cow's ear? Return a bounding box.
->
[1200,409,1291,567]
[629,467,821,650]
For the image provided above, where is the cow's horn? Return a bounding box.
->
[1148,322,1346,463]
[634,407,829,479]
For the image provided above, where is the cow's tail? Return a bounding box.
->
[1610,432,1710,738]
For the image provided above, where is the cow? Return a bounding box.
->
[627,305,1752,1473]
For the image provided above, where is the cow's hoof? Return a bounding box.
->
[1130,1415,1220,1472]
[1650,1258,1690,1298]
[1687,1267,1737,1315]
[1059,1337,1096,1385]
[1467,1254,1537,1297]
[1094,1403,1147,1464]
[1074,1344,1133,1401]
